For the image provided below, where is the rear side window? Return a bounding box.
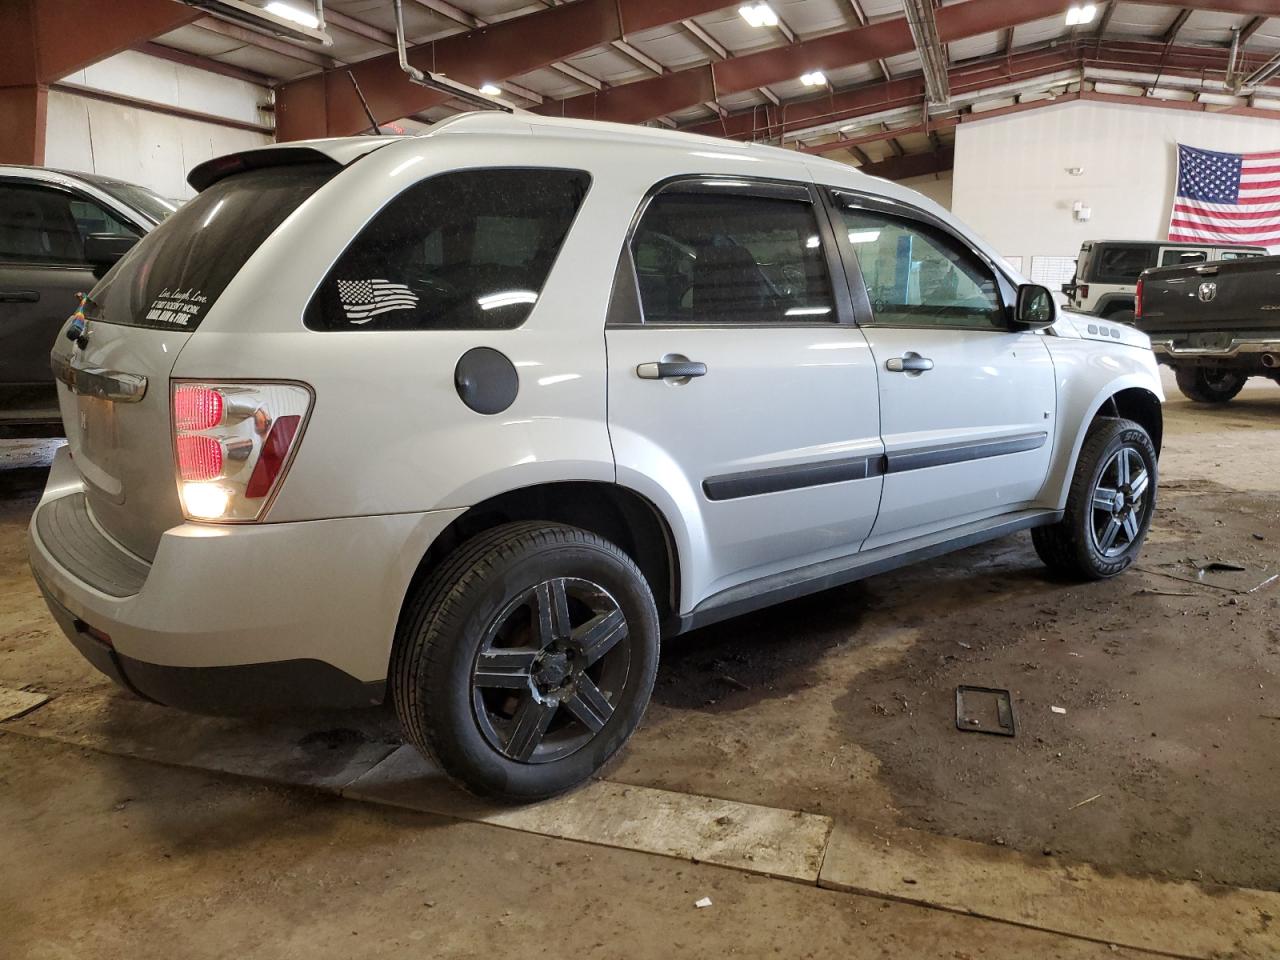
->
[87,162,336,330]
[305,168,590,331]
[630,191,834,325]
[1092,245,1155,283]
[1161,249,1207,267]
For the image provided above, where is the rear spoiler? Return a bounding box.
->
[187,138,401,191]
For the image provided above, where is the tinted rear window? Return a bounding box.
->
[1091,246,1155,283]
[87,162,336,330]
[305,168,590,331]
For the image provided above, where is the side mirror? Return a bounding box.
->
[84,233,139,268]
[1014,283,1056,329]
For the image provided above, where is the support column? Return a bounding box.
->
[0,83,49,164]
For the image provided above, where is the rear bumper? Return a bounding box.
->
[1149,337,1280,363]
[28,447,465,714]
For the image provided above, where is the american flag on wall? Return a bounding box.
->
[1169,143,1280,251]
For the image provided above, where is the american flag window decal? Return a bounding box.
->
[1170,143,1280,250]
[336,278,419,325]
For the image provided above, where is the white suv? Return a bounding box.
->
[29,113,1164,801]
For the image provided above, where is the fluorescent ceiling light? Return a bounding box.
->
[479,82,502,96]
[847,230,881,244]
[800,71,827,87]
[1065,4,1097,26]
[785,306,832,316]
[738,3,778,28]
[805,235,820,248]
[264,1,318,28]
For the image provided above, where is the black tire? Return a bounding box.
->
[1032,417,1158,580]
[1105,309,1135,325]
[1174,365,1246,403]
[391,522,659,802]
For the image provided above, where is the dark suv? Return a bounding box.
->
[0,166,173,436]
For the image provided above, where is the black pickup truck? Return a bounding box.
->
[1135,254,1280,403]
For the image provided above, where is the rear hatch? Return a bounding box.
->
[1136,255,1280,342]
[50,159,341,560]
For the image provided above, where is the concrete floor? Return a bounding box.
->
[2,368,1279,958]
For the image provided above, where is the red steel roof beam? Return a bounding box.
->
[537,0,1076,125]
[276,0,735,140]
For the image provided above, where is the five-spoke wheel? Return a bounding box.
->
[1033,417,1158,579]
[1090,446,1151,558]
[472,577,631,764]
[392,522,659,802]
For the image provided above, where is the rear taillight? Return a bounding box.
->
[1077,284,1089,301]
[171,381,312,522]
[1134,278,1144,319]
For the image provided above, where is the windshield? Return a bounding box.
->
[77,175,180,224]
[88,162,337,331]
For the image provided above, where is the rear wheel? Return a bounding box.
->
[1033,417,1157,580]
[1105,309,1135,325]
[1174,365,1246,403]
[391,522,659,802]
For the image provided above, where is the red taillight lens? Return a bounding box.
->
[172,381,311,522]
[1078,284,1089,300]
[1134,277,1144,319]
[176,434,224,482]
[246,415,301,498]
[174,385,224,431]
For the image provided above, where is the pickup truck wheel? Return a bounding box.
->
[1174,366,1246,403]
[391,522,659,802]
[1032,417,1157,580]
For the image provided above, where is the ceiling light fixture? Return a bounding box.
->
[800,71,827,87]
[264,1,318,28]
[1065,4,1098,26]
[738,3,779,28]
[479,82,502,96]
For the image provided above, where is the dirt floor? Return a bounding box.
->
[1,368,1278,956]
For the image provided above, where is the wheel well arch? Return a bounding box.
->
[1095,387,1163,453]
[395,482,680,637]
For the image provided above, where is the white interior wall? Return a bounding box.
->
[44,50,272,201]
[951,99,1280,276]
[898,170,953,211]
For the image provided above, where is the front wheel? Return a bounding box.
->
[1174,365,1246,403]
[391,522,659,802]
[1033,418,1158,580]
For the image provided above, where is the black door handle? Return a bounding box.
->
[636,360,707,380]
[0,290,39,303]
[885,354,934,373]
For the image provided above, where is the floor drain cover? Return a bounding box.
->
[955,685,1016,737]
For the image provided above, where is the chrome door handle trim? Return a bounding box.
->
[51,353,148,402]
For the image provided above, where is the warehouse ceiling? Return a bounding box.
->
[145,0,1280,177]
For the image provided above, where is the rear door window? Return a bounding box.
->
[629,189,835,324]
[1093,246,1155,283]
[87,162,337,330]
[305,168,590,331]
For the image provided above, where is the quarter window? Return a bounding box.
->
[306,168,590,331]
[836,207,1004,330]
[1093,245,1155,282]
[630,190,835,324]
